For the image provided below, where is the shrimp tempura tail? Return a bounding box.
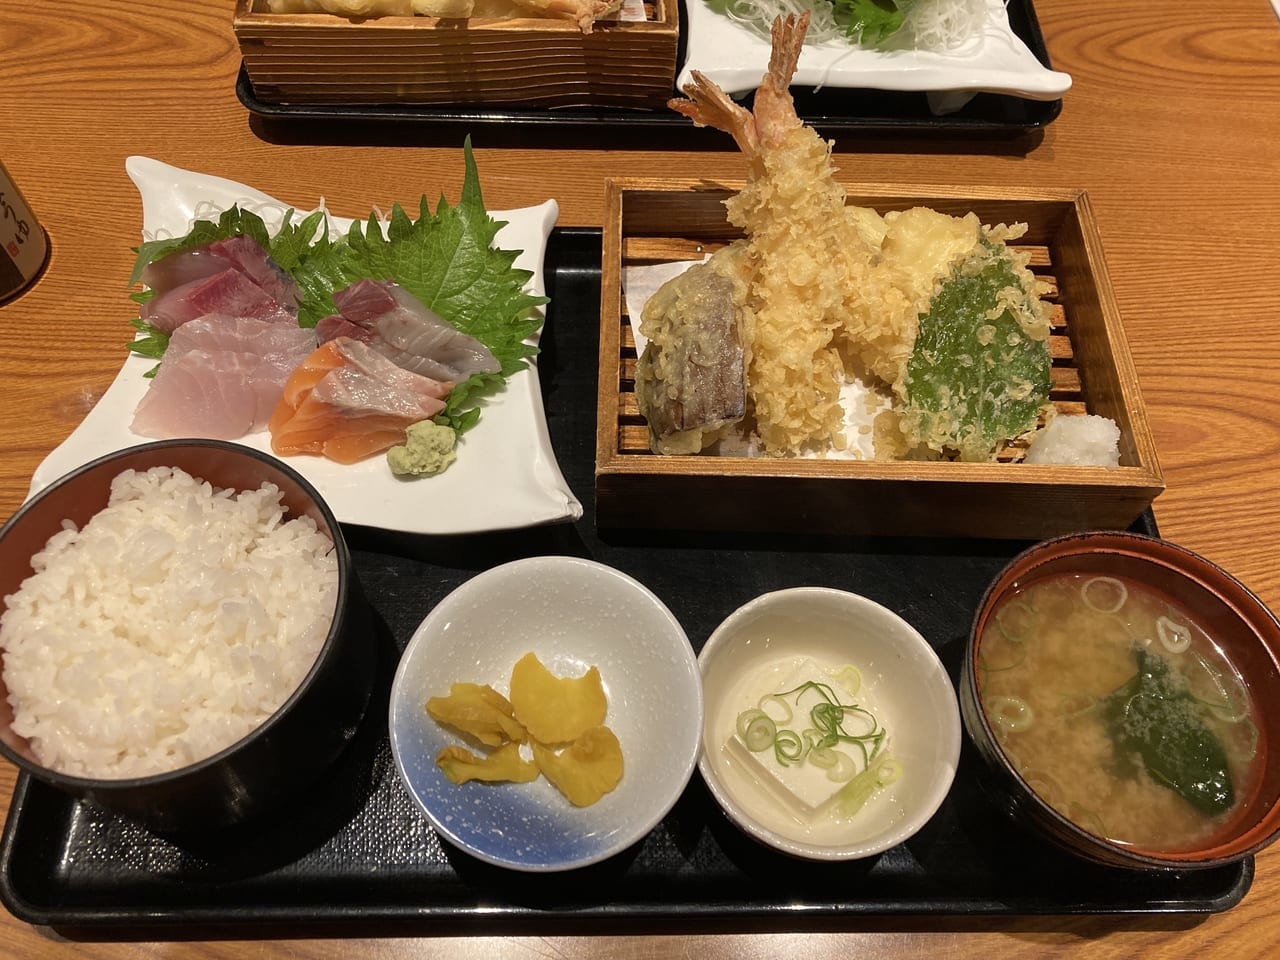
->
[763,12,807,102]
[668,13,810,159]
[668,73,760,158]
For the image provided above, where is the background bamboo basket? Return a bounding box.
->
[233,0,680,109]
[596,178,1165,539]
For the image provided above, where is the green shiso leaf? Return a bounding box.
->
[1102,647,1235,816]
[329,138,547,431]
[125,318,168,359]
[900,241,1051,461]
[125,139,544,438]
[125,319,168,379]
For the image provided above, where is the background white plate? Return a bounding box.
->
[29,157,583,535]
[678,0,1071,103]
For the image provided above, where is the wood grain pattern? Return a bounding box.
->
[1,0,1279,957]
[233,0,679,108]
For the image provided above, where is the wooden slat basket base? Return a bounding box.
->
[596,178,1165,540]
[233,0,679,109]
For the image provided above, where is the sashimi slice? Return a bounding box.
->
[314,313,372,345]
[168,314,316,368]
[207,235,301,311]
[329,279,398,323]
[131,315,317,439]
[269,338,452,465]
[139,246,230,294]
[329,279,500,382]
[140,267,294,334]
[132,350,265,440]
[141,235,300,310]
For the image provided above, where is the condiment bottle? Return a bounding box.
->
[0,161,50,303]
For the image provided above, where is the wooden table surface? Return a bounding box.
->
[2,0,1279,956]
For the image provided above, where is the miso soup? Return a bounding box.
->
[978,573,1260,852]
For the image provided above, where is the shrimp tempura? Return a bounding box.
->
[669,14,880,456]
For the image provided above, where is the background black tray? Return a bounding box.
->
[0,228,1251,937]
[236,0,1063,145]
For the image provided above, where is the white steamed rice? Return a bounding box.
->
[0,465,339,780]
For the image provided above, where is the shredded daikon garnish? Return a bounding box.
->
[900,0,990,51]
[718,0,991,53]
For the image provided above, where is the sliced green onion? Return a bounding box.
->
[995,599,1038,643]
[826,749,857,783]
[986,694,1035,732]
[736,708,776,752]
[1157,615,1191,654]
[1188,650,1250,722]
[1240,717,1260,761]
[758,693,794,725]
[774,729,806,765]
[830,663,862,696]
[876,757,903,785]
[1021,768,1066,806]
[1067,801,1108,839]
[1095,613,1137,648]
[832,753,901,818]
[979,624,1029,673]
[1081,576,1128,614]
[1209,700,1252,726]
[737,671,894,802]
[809,746,839,770]
[837,702,880,739]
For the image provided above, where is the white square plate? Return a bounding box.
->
[679,0,1071,104]
[29,157,583,535]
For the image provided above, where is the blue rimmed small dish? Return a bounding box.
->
[389,555,702,872]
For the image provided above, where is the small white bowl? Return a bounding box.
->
[389,556,702,872]
[698,587,960,861]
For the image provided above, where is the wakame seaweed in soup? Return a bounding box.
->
[977,573,1260,852]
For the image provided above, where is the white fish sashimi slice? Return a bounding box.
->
[331,280,501,382]
[310,364,448,421]
[331,336,454,404]
[139,246,228,294]
[168,314,317,366]
[131,350,265,440]
[132,316,317,439]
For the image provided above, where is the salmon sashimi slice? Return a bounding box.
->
[269,338,453,464]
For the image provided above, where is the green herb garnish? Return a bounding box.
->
[740,678,888,770]
[125,318,169,360]
[831,0,907,45]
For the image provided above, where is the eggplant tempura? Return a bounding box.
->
[638,13,1052,461]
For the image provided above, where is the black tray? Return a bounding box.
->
[0,228,1251,937]
[236,0,1063,145]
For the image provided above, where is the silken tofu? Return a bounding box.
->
[720,657,866,825]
